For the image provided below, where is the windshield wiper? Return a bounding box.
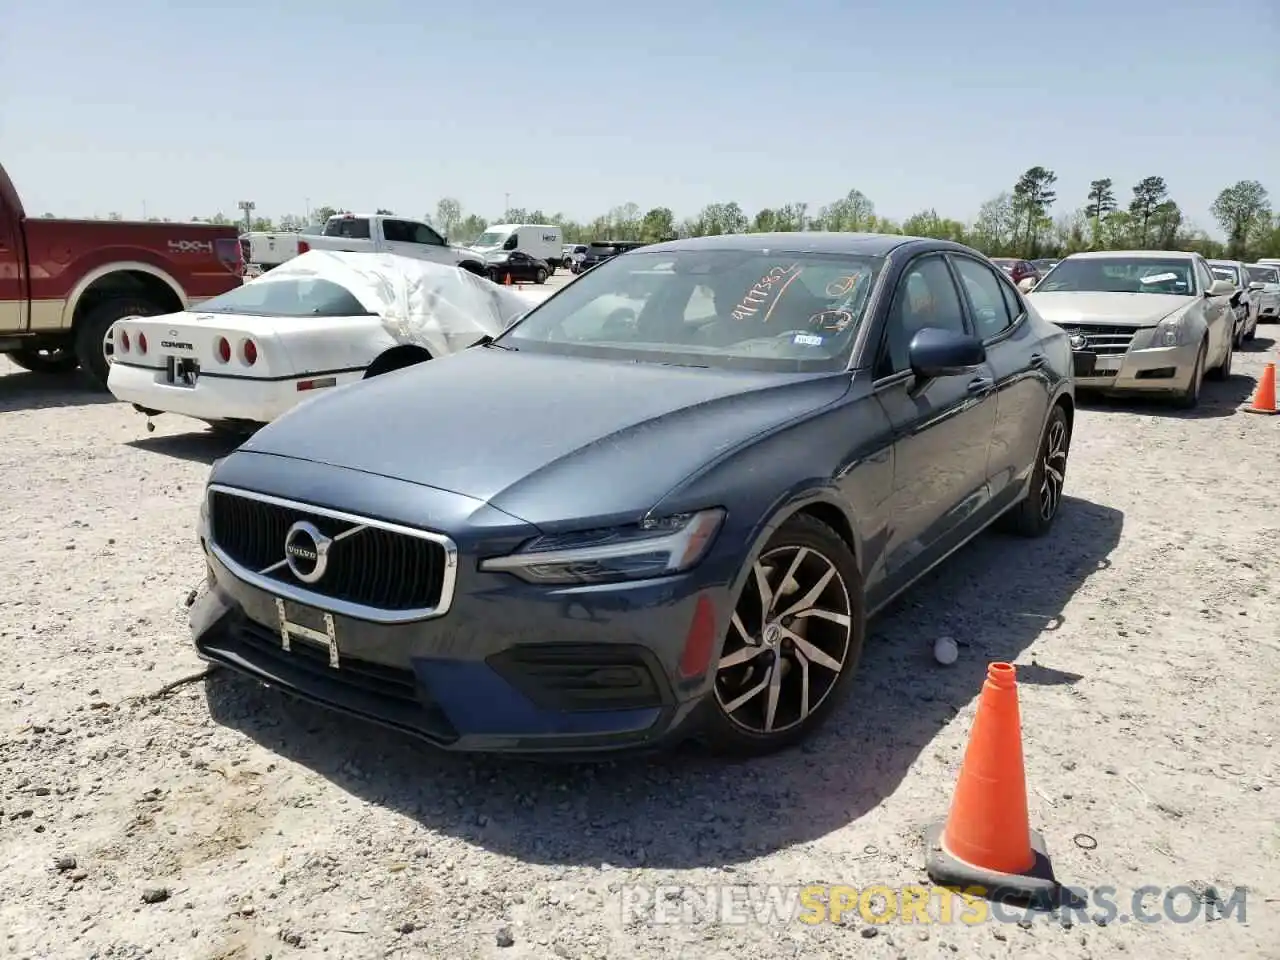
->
[473,334,517,351]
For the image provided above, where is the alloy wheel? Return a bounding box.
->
[1039,417,1068,522]
[715,545,853,735]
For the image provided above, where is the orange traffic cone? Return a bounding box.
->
[925,662,1058,903]
[1245,362,1277,415]
[504,272,512,286]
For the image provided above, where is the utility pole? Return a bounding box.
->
[237,199,255,234]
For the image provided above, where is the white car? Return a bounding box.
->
[1246,263,1280,323]
[106,250,551,434]
[1207,258,1259,345]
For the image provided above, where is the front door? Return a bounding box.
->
[872,253,998,582]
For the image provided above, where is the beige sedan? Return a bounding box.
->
[1024,250,1236,410]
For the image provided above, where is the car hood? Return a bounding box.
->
[237,348,851,528]
[1029,291,1193,327]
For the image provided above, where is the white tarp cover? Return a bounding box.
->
[249,250,548,355]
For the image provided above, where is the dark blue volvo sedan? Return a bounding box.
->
[191,233,1074,757]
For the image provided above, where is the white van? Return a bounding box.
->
[469,224,565,269]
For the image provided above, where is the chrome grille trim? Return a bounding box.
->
[1062,323,1141,355]
[205,483,459,625]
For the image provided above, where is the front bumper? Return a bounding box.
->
[1072,339,1201,395]
[190,492,720,756]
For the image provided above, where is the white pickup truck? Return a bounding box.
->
[306,213,488,274]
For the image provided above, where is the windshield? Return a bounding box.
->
[1247,266,1279,284]
[1034,257,1196,295]
[472,231,508,248]
[195,277,374,318]
[500,249,885,372]
[1210,264,1241,285]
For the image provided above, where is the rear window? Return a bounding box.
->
[194,277,374,318]
[323,217,371,239]
[1248,266,1279,283]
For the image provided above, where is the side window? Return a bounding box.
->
[876,255,966,378]
[1000,278,1023,322]
[411,223,445,246]
[952,257,1014,339]
[381,219,409,243]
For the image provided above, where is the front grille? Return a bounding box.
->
[209,489,448,612]
[1063,324,1140,355]
[487,644,669,712]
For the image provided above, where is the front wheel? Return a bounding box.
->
[701,514,865,758]
[1173,342,1206,409]
[997,403,1071,538]
[1207,333,1232,381]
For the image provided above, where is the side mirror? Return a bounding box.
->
[1206,278,1235,297]
[908,327,986,379]
[1248,281,1264,291]
[1017,277,1037,293]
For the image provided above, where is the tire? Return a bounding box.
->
[1207,332,1232,381]
[997,403,1071,538]
[7,346,80,375]
[535,268,548,284]
[1173,341,1206,409]
[701,514,865,758]
[74,298,165,389]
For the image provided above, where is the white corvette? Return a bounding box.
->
[106,250,552,433]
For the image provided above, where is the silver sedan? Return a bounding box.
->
[1025,250,1236,409]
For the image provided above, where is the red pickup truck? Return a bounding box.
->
[0,161,245,388]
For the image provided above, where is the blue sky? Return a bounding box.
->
[4,0,1278,236]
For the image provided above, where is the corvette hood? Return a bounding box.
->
[1029,291,1193,327]
[236,348,851,526]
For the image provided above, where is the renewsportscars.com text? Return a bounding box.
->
[619,883,1247,927]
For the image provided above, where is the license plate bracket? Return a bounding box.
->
[166,356,200,387]
[276,598,340,668]
[1072,351,1096,377]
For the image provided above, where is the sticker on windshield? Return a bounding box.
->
[1139,272,1179,284]
[730,263,802,322]
[793,333,824,346]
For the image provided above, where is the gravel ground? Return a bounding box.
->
[1,331,1278,960]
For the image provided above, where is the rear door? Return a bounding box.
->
[872,253,998,581]
[0,201,24,332]
[947,252,1049,511]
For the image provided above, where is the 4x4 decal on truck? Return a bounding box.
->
[169,239,214,254]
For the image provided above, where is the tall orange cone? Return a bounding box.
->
[1245,362,1277,415]
[504,272,512,286]
[925,662,1057,903]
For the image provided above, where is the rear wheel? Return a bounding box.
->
[7,346,80,375]
[74,298,165,389]
[535,267,548,284]
[702,514,865,757]
[997,403,1071,538]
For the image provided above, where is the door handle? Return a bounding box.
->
[1029,352,1046,368]
[967,376,994,395]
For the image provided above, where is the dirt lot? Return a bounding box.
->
[1,331,1277,960]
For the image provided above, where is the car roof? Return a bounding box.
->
[1065,249,1196,260]
[1207,258,1244,266]
[634,231,947,257]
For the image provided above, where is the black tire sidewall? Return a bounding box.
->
[700,513,865,757]
[75,298,163,388]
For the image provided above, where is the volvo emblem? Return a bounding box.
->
[283,521,332,584]
[1069,333,1087,350]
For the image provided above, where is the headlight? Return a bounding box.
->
[479,508,726,585]
[1152,313,1192,347]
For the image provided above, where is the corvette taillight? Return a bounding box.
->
[216,337,231,363]
[119,330,131,352]
[137,332,148,355]
[242,339,258,365]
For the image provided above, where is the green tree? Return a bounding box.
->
[901,209,968,243]
[1129,177,1169,247]
[312,206,339,224]
[1084,178,1116,244]
[971,192,1018,255]
[375,208,395,216]
[811,189,875,232]
[1210,180,1271,259]
[435,198,462,238]
[1011,166,1058,256]
[639,206,675,241]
